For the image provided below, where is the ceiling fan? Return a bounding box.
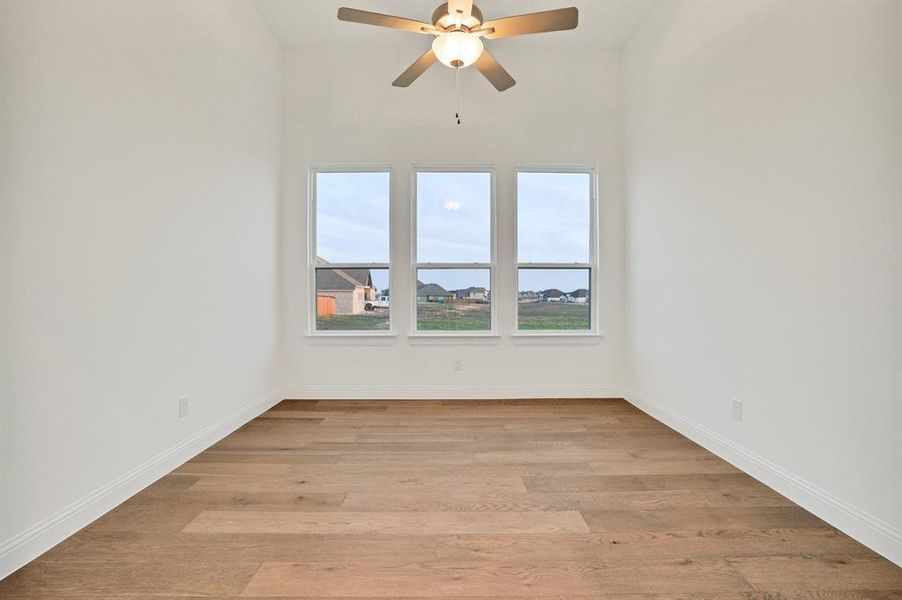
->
[337,1,578,92]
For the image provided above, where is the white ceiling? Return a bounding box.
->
[253,0,656,49]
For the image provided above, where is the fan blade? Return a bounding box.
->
[392,49,438,87]
[448,0,473,20]
[474,50,515,91]
[337,7,433,34]
[483,7,578,39]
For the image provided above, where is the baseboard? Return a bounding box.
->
[0,388,283,580]
[281,383,624,400]
[624,387,902,567]
[5,385,897,578]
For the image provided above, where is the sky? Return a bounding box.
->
[316,171,390,263]
[517,172,591,263]
[369,268,390,293]
[417,171,491,263]
[316,171,591,292]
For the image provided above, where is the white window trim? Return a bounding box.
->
[306,164,396,337]
[409,165,498,337]
[512,164,602,337]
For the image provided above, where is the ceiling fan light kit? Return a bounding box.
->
[336,1,579,92]
[432,31,484,68]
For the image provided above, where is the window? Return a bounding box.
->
[310,168,390,332]
[517,169,596,332]
[414,169,494,332]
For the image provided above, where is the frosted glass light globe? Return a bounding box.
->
[432,31,484,68]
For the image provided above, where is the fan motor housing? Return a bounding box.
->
[432,2,484,30]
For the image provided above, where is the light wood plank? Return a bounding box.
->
[435,528,877,563]
[524,472,762,492]
[189,472,527,494]
[588,458,741,476]
[39,531,439,564]
[581,506,827,532]
[7,398,898,599]
[240,559,753,596]
[183,510,590,535]
[175,462,293,476]
[0,561,259,597]
[192,451,341,464]
[355,432,477,442]
[728,555,902,590]
[340,489,794,512]
[337,451,476,465]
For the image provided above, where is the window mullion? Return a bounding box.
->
[317,263,389,269]
[417,263,493,269]
[517,263,591,269]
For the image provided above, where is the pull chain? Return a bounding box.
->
[454,67,461,126]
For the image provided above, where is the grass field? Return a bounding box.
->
[316,310,389,331]
[518,301,590,330]
[316,302,589,331]
[416,301,490,331]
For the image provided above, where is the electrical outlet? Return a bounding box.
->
[731,397,743,421]
[179,396,189,418]
[452,358,462,371]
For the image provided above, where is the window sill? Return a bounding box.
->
[407,332,501,345]
[511,331,604,345]
[304,331,398,345]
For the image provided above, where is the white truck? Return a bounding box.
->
[364,296,390,311]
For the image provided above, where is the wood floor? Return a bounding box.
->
[2,398,901,598]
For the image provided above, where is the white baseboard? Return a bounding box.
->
[281,383,624,400]
[5,385,897,580]
[0,389,283,580]
[624,387,902,567]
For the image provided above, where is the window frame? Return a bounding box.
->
[513,165,601,337]
[307,164,395,337]
[410,165,499,337]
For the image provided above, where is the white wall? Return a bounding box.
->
[0,0,282,576]
[281,42,625,398]
[623,0,902,563]
[5,0,898,578]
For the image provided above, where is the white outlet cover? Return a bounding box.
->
[179,396,189,418]
[731,398,743,421]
